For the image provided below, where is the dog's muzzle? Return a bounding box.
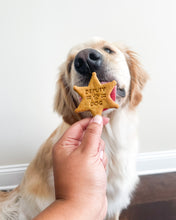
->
[74,48,126,98]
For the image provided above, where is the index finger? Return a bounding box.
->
[59,118,91,144]
[80,115,104,155]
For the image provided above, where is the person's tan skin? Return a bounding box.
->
[34,115,109,220]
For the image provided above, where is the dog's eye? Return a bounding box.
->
[103,47,114,54]
[67,60,73,73]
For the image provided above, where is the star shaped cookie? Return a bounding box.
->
[73,72,119,116]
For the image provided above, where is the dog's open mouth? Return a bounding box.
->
[102,82,126,99]
[77,81,125,103]
[101,82,116,102]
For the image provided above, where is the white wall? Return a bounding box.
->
[0,0,176,166]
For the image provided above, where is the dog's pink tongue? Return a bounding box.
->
[101,82,116,101]
[101,82,116,112]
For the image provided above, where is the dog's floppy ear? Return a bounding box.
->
[119,46,149,109]
[53,63,80,125]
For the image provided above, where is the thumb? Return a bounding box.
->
[81,115,103,155]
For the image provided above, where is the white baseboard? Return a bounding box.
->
[0,150,176,190]
[0,164,28,191]
[137,150,176,175]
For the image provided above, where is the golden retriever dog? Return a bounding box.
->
[0,38,148,220]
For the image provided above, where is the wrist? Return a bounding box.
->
[58,199,98,220]
[63,195,107,220]
[56,197,105,220]
[34,199,92,220]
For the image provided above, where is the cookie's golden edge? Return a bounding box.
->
[73,73,119,116]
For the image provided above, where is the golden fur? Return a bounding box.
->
[0,38,148,220]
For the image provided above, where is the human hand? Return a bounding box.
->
[52,115,109,220]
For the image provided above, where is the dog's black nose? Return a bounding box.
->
[74,49,103,75]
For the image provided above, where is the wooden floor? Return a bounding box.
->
[119,172,176,220]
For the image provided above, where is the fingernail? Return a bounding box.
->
[91,115,102,125]
[100,150,104,160]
